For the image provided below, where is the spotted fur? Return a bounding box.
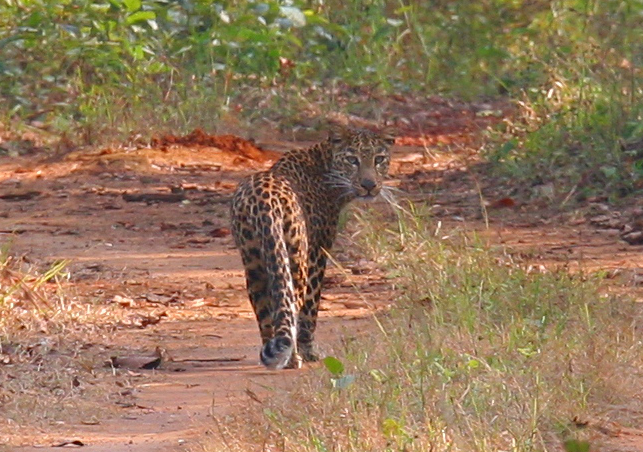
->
[230,127,394,369]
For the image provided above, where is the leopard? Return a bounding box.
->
[230,127,395,370]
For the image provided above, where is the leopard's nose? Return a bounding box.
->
[360,178,377,191]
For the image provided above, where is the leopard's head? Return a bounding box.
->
[326,127,395,200]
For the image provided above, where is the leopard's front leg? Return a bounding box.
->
[297,248,327,362]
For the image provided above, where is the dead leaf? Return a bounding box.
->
[342,300,371,309]
[186,236,211,244]
[160,222,179,231]
[210,227,231,238]
[112,295,138,308]
[488,197,517,208]
[80,419,100,425]
[279,56,295,71]
[109,347,163,370]
[350,260,376,275]
[396,153,424,164]
[572,416,589,428]
[143,293,177,305]
[118,311,168,328]
[417,296,434,307]
[122,192,185,204]
[136,311,168,328]
[52,439,85,447]
[184,298,218,308]
[0,190,41,201]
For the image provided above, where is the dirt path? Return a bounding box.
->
[1,127,642,451]
[0,135,398,451]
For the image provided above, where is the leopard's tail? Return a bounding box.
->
[258,213,298,370]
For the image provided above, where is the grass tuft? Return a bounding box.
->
[0,245,70,335]
[0,245,130,430]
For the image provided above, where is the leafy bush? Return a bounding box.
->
[2,0,643,200]
[482,1,643,199]
[1,0,332,138]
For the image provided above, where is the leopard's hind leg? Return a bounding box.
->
[282,200,308,368]
[297,247,328,362]
[238,243,274,347]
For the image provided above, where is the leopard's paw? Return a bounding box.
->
[299,346,319,362]
[284,352,303,369]
[260,335,294,370]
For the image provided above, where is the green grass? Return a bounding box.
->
[210,205,643,452]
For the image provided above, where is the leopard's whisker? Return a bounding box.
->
[326,182,352,189]
[383,185,405,195]
[325,174,354,192]
[325,173,352,184]
[380,186,408,213]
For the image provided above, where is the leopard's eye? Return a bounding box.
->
[374,155,387,165]
[346,156,360,166]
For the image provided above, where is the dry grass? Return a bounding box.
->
[0,246,135,431]
[200,204,643,452]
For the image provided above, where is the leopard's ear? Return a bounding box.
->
[327,124,351,143]
[379,126,397,146]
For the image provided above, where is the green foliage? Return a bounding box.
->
[323,356,356,389]
[563,439,591,452]
[322,356,344,376]
[1,0,330,138]
[2,1,643,199]
[480,0,643,199]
